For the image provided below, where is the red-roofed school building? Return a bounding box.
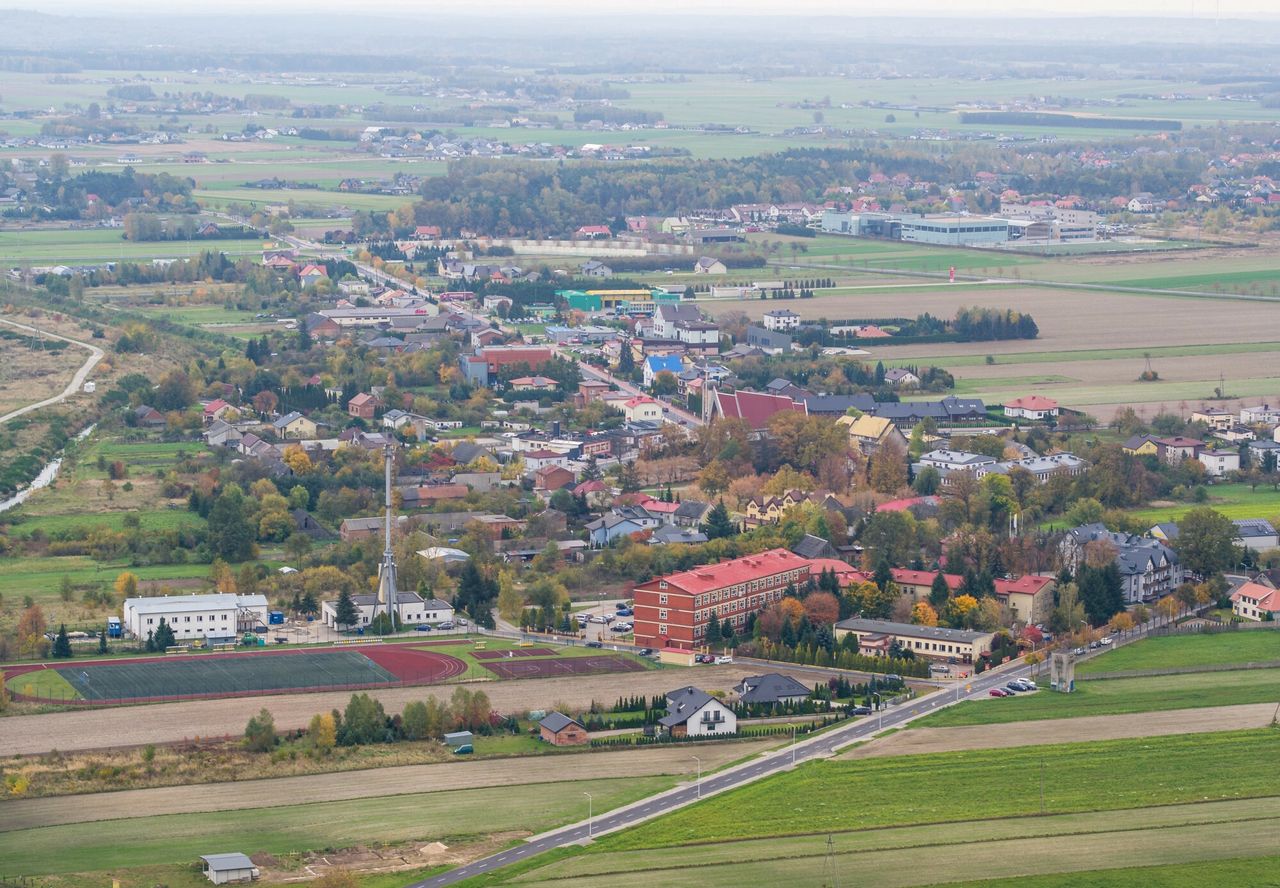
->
[632,548,811,650]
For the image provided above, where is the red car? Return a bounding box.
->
[989,688,1010,697]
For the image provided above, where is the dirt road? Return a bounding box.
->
[841,702,1278,759]
[0,318,103,425]
[0,665,828,756]
[0,741,773,832]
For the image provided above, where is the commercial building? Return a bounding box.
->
[123,594,270,642]
[632,548,811,650]
[833,618,994,664]
[900,216,1010,246]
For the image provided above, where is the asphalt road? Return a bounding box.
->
[407,622,1165,888]
[405,657,1033,888]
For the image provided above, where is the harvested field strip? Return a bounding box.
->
[1,743,771,832]
[482,656,648,679]
[933,854,1280,888]
[519,798,1280,882]
[509,814,1280,888]
[0,776,673,875]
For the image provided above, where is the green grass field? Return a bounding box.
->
[0,229,265,264]
[934,854,1280,888]
[1124,483,1280,525]
[910,668,1280,728]
[470,729,1280,888]
[0,776,671,876]
[1076,631,1280,675]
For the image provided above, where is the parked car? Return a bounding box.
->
[1004,682,1023,693]
[714,656,733,665]
[929,663,950,674]
[695,653,713,664]
[1088,640,1102,650]
[1100,636,1114,646]
[438,621,455,630]
[989,688,1010,697]
[609,623,631,633]
[1012,679,1037,692]
[615,608,633,617]
[850,705,872,715]
[457,618,469,627]
[1072,646,1087,656]
[638,648,655,657]
[585,640,603,649]
[415,624,433,632]
[614,602,630,611]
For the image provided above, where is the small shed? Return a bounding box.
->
[659,647,696,667]
[539,711,588,746]
[443,730,474,749]
[200,852,259,884]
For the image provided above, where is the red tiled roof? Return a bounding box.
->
[807,558,868,585]
[1230,581,1280,611]
[994,575,1055,596]
[877,495,938,512]
[203,398,230,415]
[642,548,810,595]
[625,396,659,408]
[1007,395,1058,411]
[892,568,962,590]
[523,449,563,460]
[715,390,805,429]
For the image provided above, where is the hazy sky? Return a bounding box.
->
[38,0,1280,16]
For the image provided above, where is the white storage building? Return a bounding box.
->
[122,594,270,642]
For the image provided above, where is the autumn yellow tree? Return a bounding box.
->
[114,571,140,599]
[869,437,908,494]
[308,712,336,751]
[910,601,938,626]
[945,594,979,627]
[282,445,312,475]
[762,465,817,496]
[1109,612,1135,634]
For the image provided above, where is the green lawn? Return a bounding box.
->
[892,341,1280,370]
[1076,631,1280,675]
[1124,483,1280,525]
[0,776,672,875]
[5,509,205,537]
[910,668,1280,727]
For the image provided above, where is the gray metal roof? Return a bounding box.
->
[658,686,721,727]
[834,617,991,644]
[201,853,256,870]
[735,673,811,704]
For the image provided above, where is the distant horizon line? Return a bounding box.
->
[6,5,1280,20]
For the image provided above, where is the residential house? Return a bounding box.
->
[884,368,920,388]
[838,414,907,456]
[762,309,801,332]
[1190,408,1235,431]
[735,673,811,706]
[575,225,612,239]
[658,687,737,737]
[648,525,710,545]
[1157,437,1206,464]
[134,405,166,427]
[321,590,454,629]
[1198,448,1241,478]
[202,399,233,424]
[580,260,613,278]
[272,411,317,440]
[1003,395,1059,421]
[1230,580,1280,621]
[624,396,664,423]
[745,490,813,526]
[534,465,575,493]
[892,569,962,604]
[1247,439,1280,469]
[578,379,613,403]
[298,264,329,288]
[348,392,381,420]
[586,513,650,547]
[673,500,713,527]
[1059,523,1182,603]
[643,354,684,388]
[203,419,243,448]
[693,257,728,275]
[509,375,559,392]
[538,711,588,746]
[1241,404,1280,426]
[993,574,1056,625]
[653,304,704,340]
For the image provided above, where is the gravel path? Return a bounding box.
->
[842,702,1279,759]
[0,665,829,756]
[0,741,773,832]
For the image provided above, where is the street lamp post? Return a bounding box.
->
[791,724,797,764]
[691,755,702,799]
[583,792,593,837]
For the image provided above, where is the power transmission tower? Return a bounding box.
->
[822,833,839,888]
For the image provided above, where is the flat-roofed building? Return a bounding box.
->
[834,617,994,664]
[123,593,269,642]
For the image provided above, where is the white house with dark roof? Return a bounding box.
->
[658,686,737,737]
[735,673,811,706]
